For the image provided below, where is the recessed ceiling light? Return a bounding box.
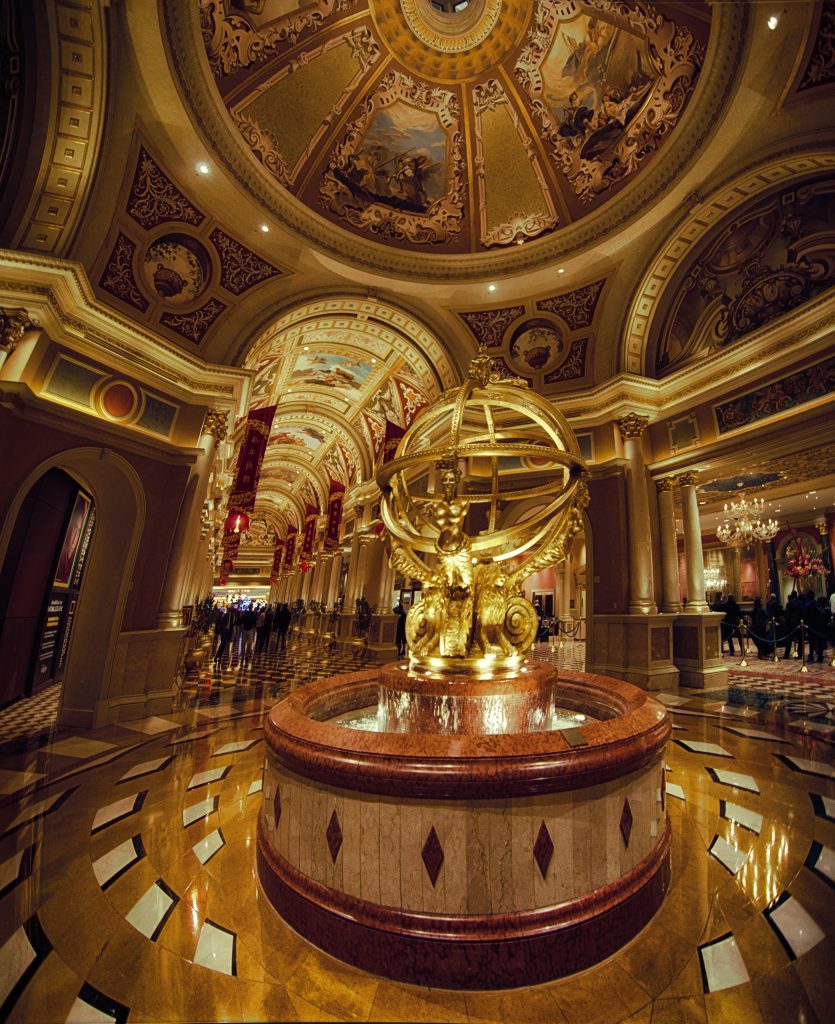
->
[558,268,565,274]
[371,358,377,364]
[195,161,210,175]
[488,284,497,292]
[767,14,779,30]
[304,346,309,351]
[259,223,270,233]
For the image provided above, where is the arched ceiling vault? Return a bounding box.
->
[239,294,453,531]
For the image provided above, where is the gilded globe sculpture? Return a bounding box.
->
[376,347,588,671]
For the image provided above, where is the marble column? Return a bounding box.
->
[730,547,742,600]
[560,555,572,620]
[755,542,769,602]
[617,414,657,614]
[655,478,682,613]
[677,472,708,613]
[156,408,227,627]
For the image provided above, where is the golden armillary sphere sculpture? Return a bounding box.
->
[376,347,588,671]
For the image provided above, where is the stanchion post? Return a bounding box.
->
[771,618,779,662]
[739,621,748,668]
[800,622,809,674]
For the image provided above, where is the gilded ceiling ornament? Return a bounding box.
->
[160,296,227,344]
[208,227,280,295]
[617,413,650,440]
[99,233,149,313]
[543,337,588,385]
[799,0,835,91]
[515,1,703,202]
[319,70,466,246]
[399,0,502,53]
[127,147,204,230]
[536,279,605,330]
[458,305,526,349]
[200,0,353,77]
[0,307,34,356]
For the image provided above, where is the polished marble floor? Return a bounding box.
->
[0,632,833,1022]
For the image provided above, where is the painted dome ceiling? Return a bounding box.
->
[199,0,711,257]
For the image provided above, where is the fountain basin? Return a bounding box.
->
[258,665,671,988]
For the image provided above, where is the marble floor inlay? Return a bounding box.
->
[0,635,831,1022]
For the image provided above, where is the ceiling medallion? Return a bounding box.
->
[399,0,503,53]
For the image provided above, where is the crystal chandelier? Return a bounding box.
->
[716,496,778,545]
[703,566,727,590]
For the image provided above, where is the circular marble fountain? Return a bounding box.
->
[257,663,671,989]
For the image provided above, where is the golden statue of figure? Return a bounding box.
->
[378,346,588,671]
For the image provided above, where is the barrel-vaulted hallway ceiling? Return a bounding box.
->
[3,0,833,538]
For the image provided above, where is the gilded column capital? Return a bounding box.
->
[676,471,699,487]
[0,307,34,355]
[203,407,228,443]
[655,478,676,493]
[616,413,650,440]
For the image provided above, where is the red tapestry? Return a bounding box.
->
[325,479,345,551]
[301,504,318,559]
[283,525,297,569]
[271,538,285,576]
[382,418,405,464]
[227,405,276,513]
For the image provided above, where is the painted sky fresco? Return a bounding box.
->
[345,101,447,212]
[289,352,375,400]
[541,13,654,154]
[270,424,326,450]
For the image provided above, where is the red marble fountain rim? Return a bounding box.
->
[264,665,670,799]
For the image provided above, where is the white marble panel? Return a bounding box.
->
[92,837,142,888]
[125,882,175,940]
[767,895,825,958]
[192,829,224,865]
[213,740,259,756]
[48,737,115,759]
[808,843,835,886]
[193,920,235,975]
[709,835,748,874]
[120,717,178,734]
[0,847,27,893]
[666,783,686,801]
[0,768,44,795]
[722,725,787,742]
[677,740,732,758]
[182,796,218,828]
[699,933,750,991]
[4,791,68,835]
[187,767,230,790]
[0,926,37,1008]
[117,756,172,783]
[707,768,759,794]
[247,778,263,796]
[65,996,117,1023]
[721,802,762,835]
[91,792,144,833]
[779,755,835,780]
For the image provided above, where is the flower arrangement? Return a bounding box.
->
[784,538,828,581]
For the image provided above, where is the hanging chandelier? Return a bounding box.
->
[703,566,727,590]
[716,496,778,545]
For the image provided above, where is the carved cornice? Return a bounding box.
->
[162,0,747,280]
[617,413,650,440]
[0,250,248,410]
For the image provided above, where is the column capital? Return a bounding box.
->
[0,307,34,355]
[676,471,699,487]
[655,477,676,493]
[203,407,228,443]
[617,413,650,440]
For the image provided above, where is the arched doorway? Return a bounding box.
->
[0,448,145,729]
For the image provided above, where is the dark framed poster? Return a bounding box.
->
[32,488,95,690]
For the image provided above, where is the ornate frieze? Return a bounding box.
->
[127,147,205,230]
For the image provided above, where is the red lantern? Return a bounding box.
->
[221,558,234,576]
[300,560,309,573]
[224,511,250,535]
[269,576,277,585]
[218,577,228,586]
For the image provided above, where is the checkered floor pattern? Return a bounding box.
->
[0,683,62,755]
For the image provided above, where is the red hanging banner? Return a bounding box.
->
[283,525,297,569]
[301,504,318,559]
[271,538,285,576]
[325,479,345,552]
[227,405,276,515]
[382,418,405,464]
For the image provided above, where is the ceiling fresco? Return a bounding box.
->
[199,0,711,254]
[236,296,453,531]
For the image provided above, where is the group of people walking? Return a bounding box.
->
[711,590,834,663]
[211,601,293,667]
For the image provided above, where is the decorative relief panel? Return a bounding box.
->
[209,227,280,294]
[798,0,835,91]
[160,297,227,344]
[543,337,588,384]
[127,147,205,230]
[99,233,148,313]
[319,71,467,246]
[536,279,605,330]
[714,355,835,435]
[515,2,703,202]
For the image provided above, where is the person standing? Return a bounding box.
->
[721,594,741,656]
[214,606,232,668]
[393,598,407,658]
[275,603,291,652]
[783,590,802,659]
[255,605,268,654]
[241,605,258,666]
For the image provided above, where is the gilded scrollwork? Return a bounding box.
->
[544,337,588,384]
[99,234,149,313]
[515,1,703,202]
[536,279,605,329]
[458,305,526,348]
[209,227,280,295]
[160,297,226,344]
[200,0,354,77]
[319,71,467,246]
[799,0,835,91]
[127,148,204,231]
